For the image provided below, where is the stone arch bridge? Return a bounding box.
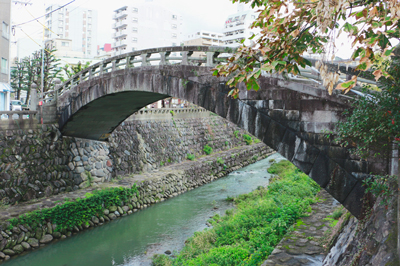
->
[45,46,390,218]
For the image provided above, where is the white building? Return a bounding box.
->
[184,31,223,47]
[44,4,98,58]
[112,2,183,56]
[222,3,258,47]
[0,0,12,111]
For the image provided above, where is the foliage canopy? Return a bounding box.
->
[213,0,400,156]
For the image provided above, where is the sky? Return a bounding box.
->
[10,0,374,60]
[10,0,241,57]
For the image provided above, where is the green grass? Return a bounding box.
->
[152,160,320,265]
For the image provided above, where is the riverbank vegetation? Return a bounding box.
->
[152,160,320,266]
[7,185,138,231]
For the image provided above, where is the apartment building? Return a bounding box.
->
[45,4,98,58]
[183,31,223,59]
[222,3,258,47]
[0,0,12,111]
[112,2,183,56]
[184,31,223,46]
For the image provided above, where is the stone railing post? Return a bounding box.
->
[126,56,133,68]
[30,87,38,111]
[181,51,193,65]
[141,53,151,66]
[160,51,171,65]
[206,51,220,67]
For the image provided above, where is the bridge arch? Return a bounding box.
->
[54,46,388,218]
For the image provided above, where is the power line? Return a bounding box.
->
[12,0,76,28]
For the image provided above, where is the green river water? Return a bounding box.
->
[3,153,284,266]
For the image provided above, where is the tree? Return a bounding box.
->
[62,61,91,81]
[213,0,400,157]
[10,46,63,105]
[10,60,27,100]
[31,46,62,93]
[214,0,400,96]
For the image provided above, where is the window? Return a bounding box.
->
[1,58,7,74]
[172,42,177,46]
[61,42,69,47]
[132,37,137,42]
[172,33,177,38]
[172,15,177,19]
[132,27,138,33]
[133,7,138,13]
[88,10,92,17]
[2,22,9,39]
[87,30,91,36]
[171,24,177,29]
[132,17,138,23]
[58,27,63,33]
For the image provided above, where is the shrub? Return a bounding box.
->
[187,154,195,161]
[243,134,253,145]
[216,157,225,164]
[233,130,239,138]
[8,185,138,231]
[203,144,213,155]
[331,208,344,220]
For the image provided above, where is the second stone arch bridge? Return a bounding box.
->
[43,45,390,218]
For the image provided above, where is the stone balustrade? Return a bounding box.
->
[54,46,235,99]
[128,107,209,121]
[0,111,39,131]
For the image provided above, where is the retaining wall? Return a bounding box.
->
[0,109,256,204]
[0,144,273,262]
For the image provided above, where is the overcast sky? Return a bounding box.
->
[11,0,240,50]
[10,0,367,59]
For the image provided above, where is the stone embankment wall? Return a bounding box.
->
[109,112,250,176]
[0,144,272,262]
[323,188,399,266]
[0,109,252,204]
[0,126,112,205]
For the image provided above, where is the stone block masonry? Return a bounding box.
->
[0,125,113,205]
[0,110,256,205]
[109,115,250,176]
[0,143,273,263]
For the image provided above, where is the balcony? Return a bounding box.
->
[114,29,127,38]
[112,20,128,29]
[113,10,128,19]
[113,39,128,48]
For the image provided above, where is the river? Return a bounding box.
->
[3,153,284,266]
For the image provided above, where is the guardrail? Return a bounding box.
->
[0,111,38,121]
[45,45,375,104]
[127,107,210,121]
[134,107,208,116]
[46,46,236,102]
[0,111,39,131]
